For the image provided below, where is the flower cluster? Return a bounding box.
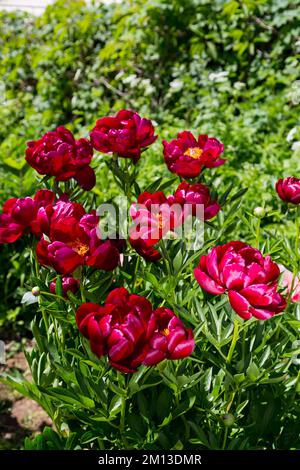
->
[2,107,297,374]
[194,241,286,320]
[76,287,194,373]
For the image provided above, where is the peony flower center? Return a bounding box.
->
[71,239,89,257]
[162,328,170,336]
[154,213,164,229]
[183,147,203,159]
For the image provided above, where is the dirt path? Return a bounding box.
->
[0,344,52,449]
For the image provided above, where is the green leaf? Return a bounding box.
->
[40,386,95,409]
[246,362,260,381]
[173,395,196,419]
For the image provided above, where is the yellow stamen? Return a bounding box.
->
[184,147,203,159]
[71,239,89,257]
[162,328,170,336]
[155,213,164,229]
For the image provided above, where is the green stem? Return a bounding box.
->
[287,206,300,308]
[226,391,236,412]
[132,256,140,292]
[80,271,86,303]
[255,216,261,249]
[291,369,300,405]
[159,239,173,276]
[40,306,49,334]
[242,324,248,364]
[226,319,239,364]
[118,372,128,448]
[181,415,190,441]
[295,206,300,259]
[120,392,128,448]
[222,427,228,450]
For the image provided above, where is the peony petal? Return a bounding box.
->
[109,338,134,362]
[194,267,225,295]
[75,166,96,191]
[228,290,252,320]
[171,337,195,359]
[222,264,246,290]
[248,307,276,320]
[143,349,166,366]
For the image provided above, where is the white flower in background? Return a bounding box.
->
[208,71,229,83]
[141,79,155,96]
[287,81,300,105]
[292,141,300,152]
[115,70,124,80]
[0,80,5,104]
[286,127,297,142]
[169,79,184,91]
[122,74,139,88]
[233,81,246,90]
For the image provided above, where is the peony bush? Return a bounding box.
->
[0,109,300,450]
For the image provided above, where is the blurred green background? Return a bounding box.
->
[0,0,299,328]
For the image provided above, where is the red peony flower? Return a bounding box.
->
[90,109,157,163]
[50,276,80,297]
[26,126,95,190]
[36,198,122,275]
[130,191,182,246]
[163,131,225,178]
[0,190,54,244]
[275,177,300,205]
[143,307,195,366]
[76,287,155,372]
[131,191,183,242]
[76,288,194,372]
[129,191,183,261]
[168,181,220,220]
[194,241,286,320]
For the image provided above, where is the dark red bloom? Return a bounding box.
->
[143,307,195,366]
[163,131,225,178]
[76,288,194,373]
[90,109,157,163]
[194,241,286,320]
[275,177,300,205]
[168,181,220,220]
[36,198,122,275]
[76,287,154,372]
[50,276,80,297]
[0,190,54,244]
[26,126,95,190]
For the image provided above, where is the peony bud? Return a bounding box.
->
[31,286,40,296]
[220,413,235,427]
[253,206,265,218]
